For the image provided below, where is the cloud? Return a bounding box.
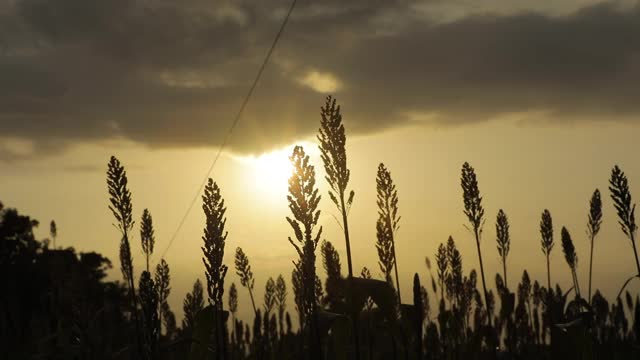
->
[0,137,35,159]
[0,0,639,159]
[298,70,342,93]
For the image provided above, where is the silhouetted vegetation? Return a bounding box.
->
[2,97,640,359]
[318,95,360,359]
[587,189,602,303]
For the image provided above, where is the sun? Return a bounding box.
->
[237,142,320,201]
[243,147,294,197]
[239,142,318,199]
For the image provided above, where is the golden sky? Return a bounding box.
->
[3,120,640,324]
[2,0,640,324]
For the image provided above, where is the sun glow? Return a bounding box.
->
[251,149,293,193]
[239,142,318,199]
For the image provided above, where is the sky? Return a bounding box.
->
[2,0,640,325]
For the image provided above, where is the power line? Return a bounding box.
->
[157,0,298,261]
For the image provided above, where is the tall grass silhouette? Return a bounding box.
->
[317,95,361,359]
[107,156,143,358]
[587,189,602,303]
[561,227,580,298]
[201,178,229,358]
[228,282,238,342]
[7,97,640,359]
[435,243,447,302]
[321,240,342,309]
[234,247,257,315]
[155,259,172,336]
[276,275,288,337]
[460,162,491,327]
[141,209,155,272]
[183,279,205,335]
[495,209,511,287]
[609,166,638,260]
[139,270,159,358]
[376,215,395,286]
[609,165,640,299]
[540,209,555,290]
[376,163,402,304]
[264,277,276,317]
[287,145,323,359]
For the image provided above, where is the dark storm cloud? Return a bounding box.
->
[0,0,639,158]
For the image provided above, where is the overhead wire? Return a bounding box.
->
[157,0,298,261]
